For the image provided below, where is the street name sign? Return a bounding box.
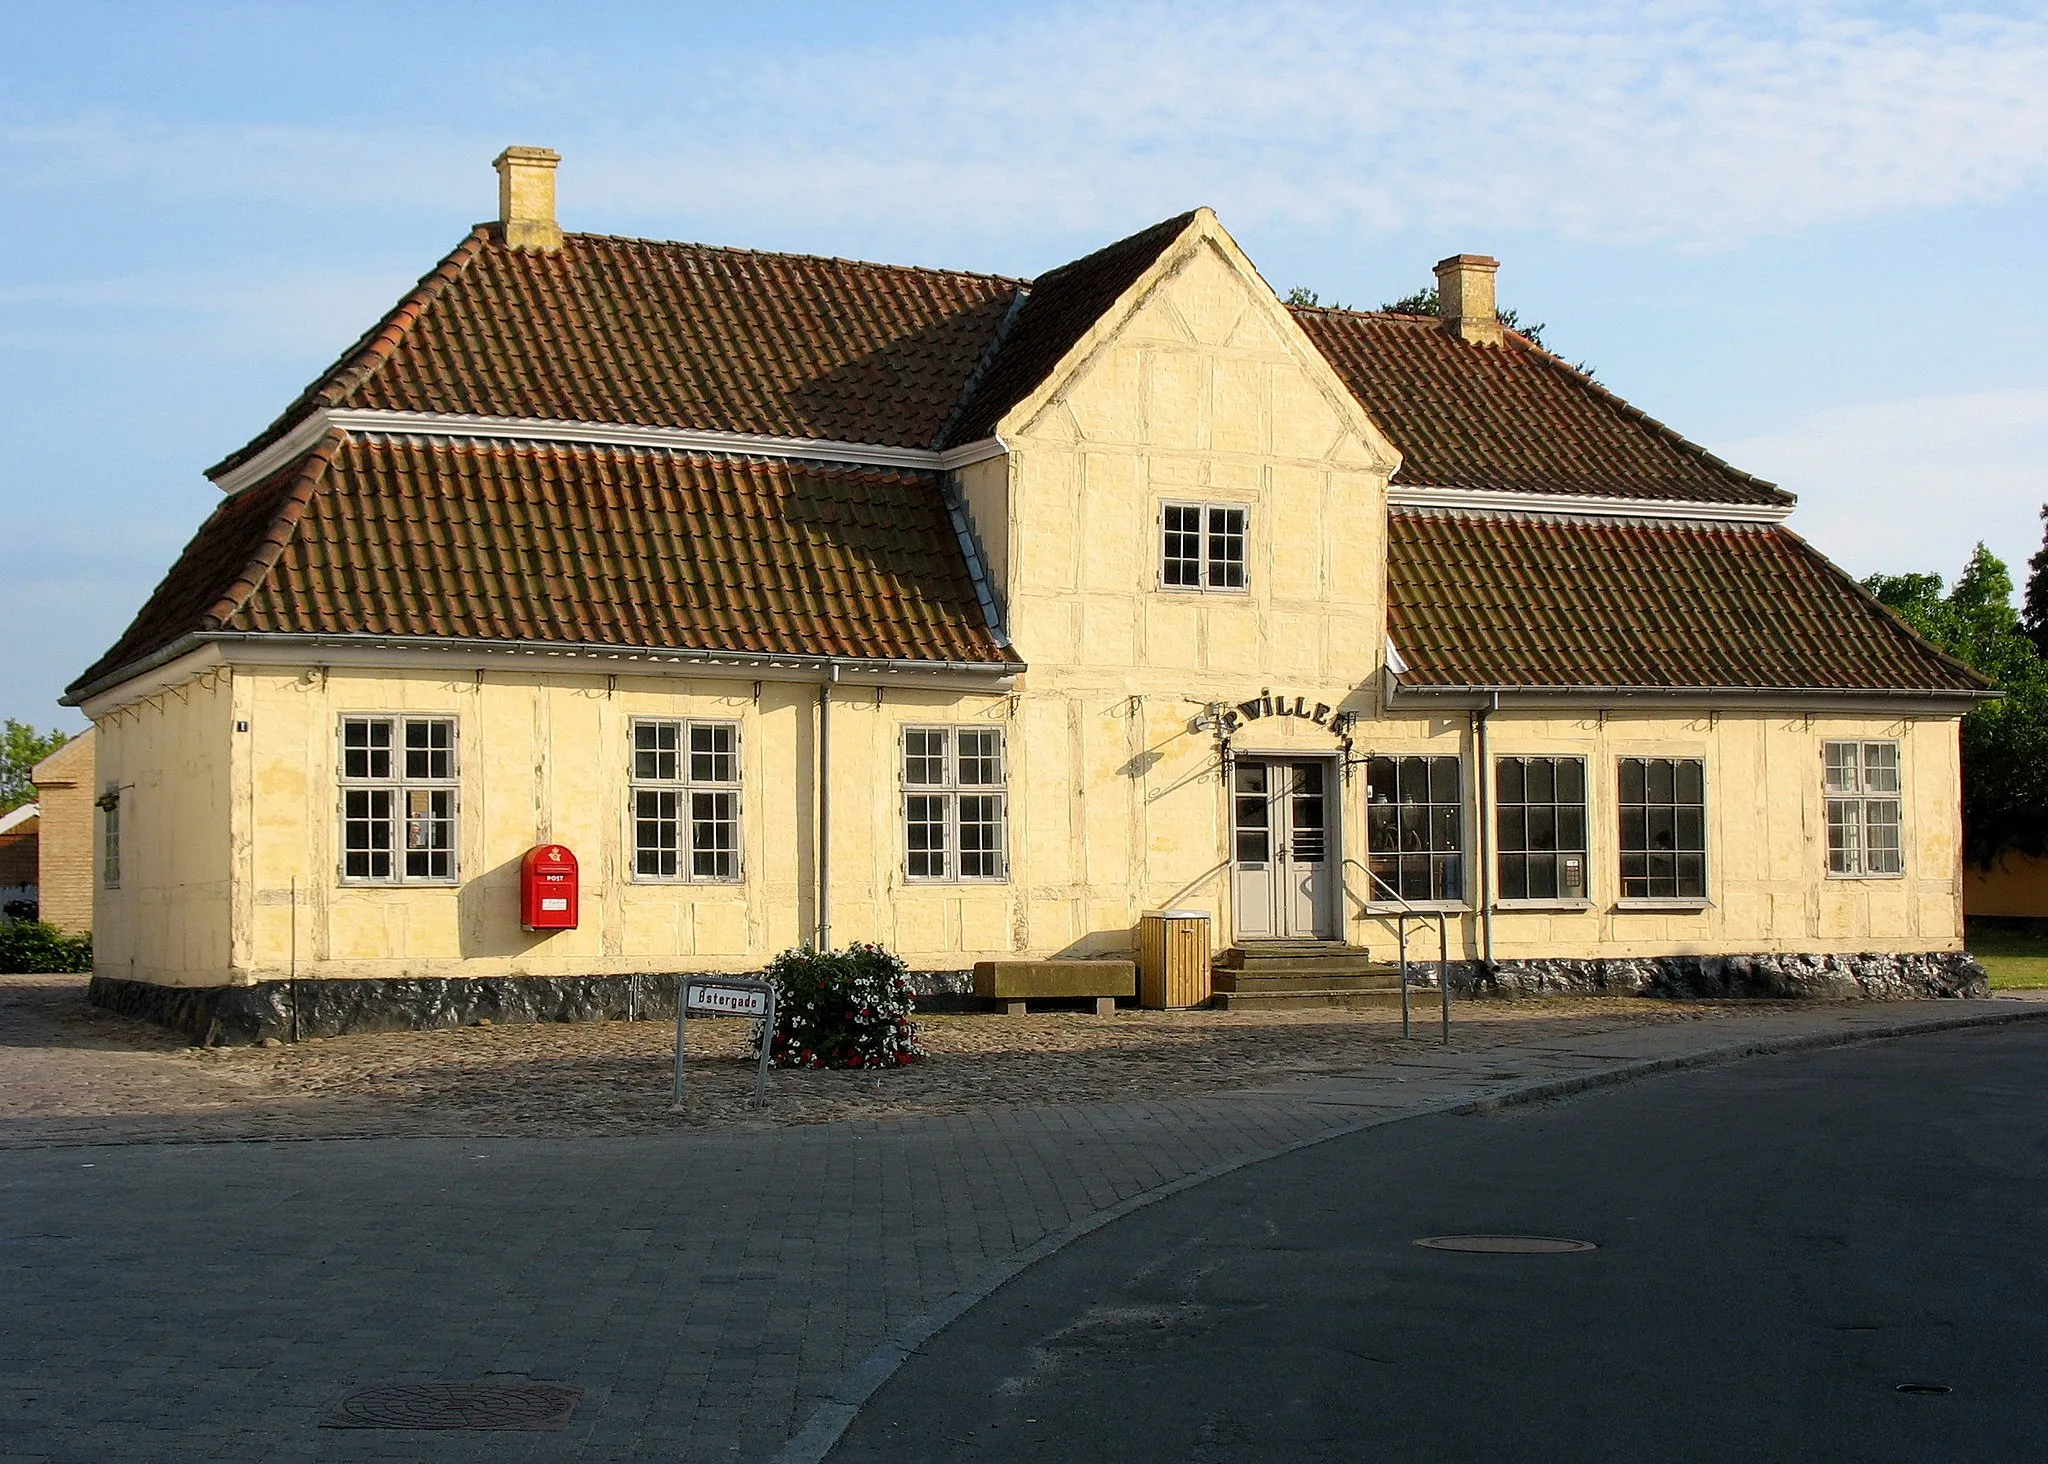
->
[671,975,777,1112]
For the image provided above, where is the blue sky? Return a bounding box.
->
[5,0,2047,728]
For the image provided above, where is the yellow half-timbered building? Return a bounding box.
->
[69,148,1991,1040]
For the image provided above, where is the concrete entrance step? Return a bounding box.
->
[1218,941,1374,970]
[1212,966,1401,992]
[1212,987,1417,1011]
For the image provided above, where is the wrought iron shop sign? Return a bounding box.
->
[1217,692,1354,735]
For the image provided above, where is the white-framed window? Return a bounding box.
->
[1366,755,1464,902]
[631,719,742,881]
[1824,741,1902,877]
[902,726,1007,881]
[100,790,120,889]
[338,715,457,882]
[1618,757,1707,899]
[1160,502,1248,591]
[1495,756,1589,901]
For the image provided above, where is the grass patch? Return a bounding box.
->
[1966,921,2048,990]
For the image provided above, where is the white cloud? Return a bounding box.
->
[1727,389,2048,585]
[5,3,2046,250]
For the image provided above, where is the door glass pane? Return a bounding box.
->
[1290,766,1325,864]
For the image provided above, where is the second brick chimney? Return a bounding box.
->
[1433,254,1501,346]
[494,146,563,252]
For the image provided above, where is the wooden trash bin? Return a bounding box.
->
[1139,909,1212,1009]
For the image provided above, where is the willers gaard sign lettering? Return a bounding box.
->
[671,976,777,1111]
[1220,692,1355,735]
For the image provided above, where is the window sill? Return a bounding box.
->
[1614,898,1712,913]
[1492,899,1594,913]
[629,878,745,887]
[338,880,459,889]
[1156,585,1251,596]
[1364,903,1470,916]
[1825,872,1906,881]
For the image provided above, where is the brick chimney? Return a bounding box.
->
[1433,254,1501,346]
[493,146,563,252]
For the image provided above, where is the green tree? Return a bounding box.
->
[1866,545,2048,866]
[1,720,70,813]
[2024,505,2048,657]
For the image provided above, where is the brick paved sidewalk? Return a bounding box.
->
[2,991,2041,1464]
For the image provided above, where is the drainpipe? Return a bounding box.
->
[816,668,838,950]
[1474,695,1498,974]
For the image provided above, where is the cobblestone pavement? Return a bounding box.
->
[3,977,2042,1463]
[5,974,1737,1146]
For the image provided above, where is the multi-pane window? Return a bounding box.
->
[1618,758,1707,899]
[1824,741,1903,876]
[1161,503,1248,590]
[902,727,1007,881]
[339,716,457,882]
[632,720,741,881]
[1366,756,1464,902]
[1495,756,1588,901]
[100,793,120,889]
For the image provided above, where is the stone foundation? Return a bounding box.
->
[88,967,980,1046]
[1434,950,1988,1002]
[88,951,1986,1045]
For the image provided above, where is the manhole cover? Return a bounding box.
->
[1415,1235,1597,1254]
[320,1381,583,1431]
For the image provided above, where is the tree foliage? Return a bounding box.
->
[0,920,92,974]
[1865,542,2048,867]
[0,721,70,814]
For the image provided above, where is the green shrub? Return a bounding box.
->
[759,943,923,1070]
[0,920,92,974]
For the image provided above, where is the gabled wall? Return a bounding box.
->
[975,221,1400,955]
[29,731,95,934]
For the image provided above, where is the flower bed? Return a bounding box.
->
[760,944,924,1069]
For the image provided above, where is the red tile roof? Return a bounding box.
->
[1295,308,1789,506]
[73,437,1012,698]
[81,213,1977,703]
[210,216,1789,511]
[941,212,1196,446]
[1387,510,1986,693]
[212,230,1023,477]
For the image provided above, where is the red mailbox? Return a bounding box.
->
[520,843,580,931]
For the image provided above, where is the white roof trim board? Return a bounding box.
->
[209,408,1009,495]
[1387,484,1792,524]
[213,410,1791,526]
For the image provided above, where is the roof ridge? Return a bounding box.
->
[556,229,1029,287]
[1288,304,1435,322]
[1508,330,1792,505]
[205,228,494,480]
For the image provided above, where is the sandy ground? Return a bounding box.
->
[0,974,1772,1147]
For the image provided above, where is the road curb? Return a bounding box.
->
[771,1001,2048,1464]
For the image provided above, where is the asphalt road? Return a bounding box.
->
[828,1026,2048,1463]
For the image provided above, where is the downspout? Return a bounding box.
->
[816,667,838,950]
[1474,695,1498,974]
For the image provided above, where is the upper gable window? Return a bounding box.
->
[1161,503,1248,591]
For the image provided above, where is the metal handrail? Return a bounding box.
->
[1362,867,1452,1044]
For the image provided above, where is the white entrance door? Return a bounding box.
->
[1230,759,1335,940]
